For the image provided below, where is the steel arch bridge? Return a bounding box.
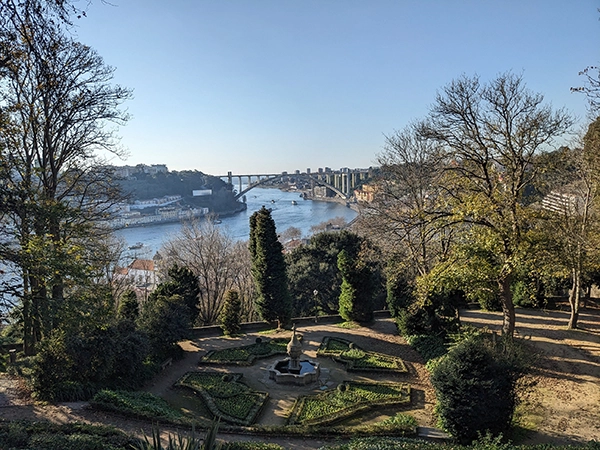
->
[216,169,370,201]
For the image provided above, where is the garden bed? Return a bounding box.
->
[175,371,268,426]
[287,381,411,426]
[90,389,207,427]
[199,338,289,366]
[318,336,408,373]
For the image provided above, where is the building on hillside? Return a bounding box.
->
[114,257,161,300]
[354,184,376,203]
[541,189,581,215]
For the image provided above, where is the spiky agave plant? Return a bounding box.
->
[133,420,221,450]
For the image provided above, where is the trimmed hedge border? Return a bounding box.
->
[318,336,408,373]
[199,338,289,366]
[287,381,410,426]
[176,371,268,426]
[90,390,207,428]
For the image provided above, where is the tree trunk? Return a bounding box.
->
[498,274,515,337]
[568,268,580,329]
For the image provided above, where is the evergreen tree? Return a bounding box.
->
[154,265,200,325]
[337,247,374,323]
[220,290,242,336]
[249,206,291,328]
[118,290,139,322]
[138,292,190,361]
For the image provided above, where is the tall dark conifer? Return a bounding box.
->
[249,206,291,328]
[338,245,374,323]
[154,265,200,325]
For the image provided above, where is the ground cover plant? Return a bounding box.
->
[317,436,600,450]
[0,420,139,450]
[287,381,410,426]
[199,338,288,365]
[176,372,268,426]
[317,336,407,372]
[91,390,207,427]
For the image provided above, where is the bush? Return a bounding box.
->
[429,335,520,443]
[31,321,154,401]
[512,280,538,308]
[396,308,442,337]
[138,293,191,361]
[405,335,447,363]
[0,421,137,450]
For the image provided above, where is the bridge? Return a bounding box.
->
[215,168,373,201]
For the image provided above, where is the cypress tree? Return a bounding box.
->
[220,289,242,336]
[249,206,291,328]
[337,247,374,323]
[154,265,200,325]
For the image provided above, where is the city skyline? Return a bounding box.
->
[74,1,599,174]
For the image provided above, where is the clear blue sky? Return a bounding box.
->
[74,0,599,175]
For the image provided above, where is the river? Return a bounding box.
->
[114,187,357,256]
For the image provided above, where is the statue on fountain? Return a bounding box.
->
[268,324,320,385]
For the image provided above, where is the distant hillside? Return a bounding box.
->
[117,169,242,213]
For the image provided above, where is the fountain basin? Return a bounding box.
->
[268,358,320,385]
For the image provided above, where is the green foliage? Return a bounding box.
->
[319,435,600,449]
[377,413,418,431]
[395,267,463,337]
[220,290,242,336]
[176,372,268,425]
[511,280,538,308]
[386,270,413,318]
[117,170,240,212]
[405,335,447,363]
[200,338,288,365]
[32,321,152,401]
[286,231,386,318]
[222,443,284,450]
[0,420,137,450]
[91,390,191,425]
[139,292,191,361]
[154,265,201,325]
[429,335,522,443]
[318,336,407,372]
[338,248,374,323]
[133,425,205,450]
[288,381,410,426]
[249,206,291,327]
[118,290,139,321]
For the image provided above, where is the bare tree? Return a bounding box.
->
[572,66,600,117]
[358,123,453,279]
[541,121,600,328]
[160,220,254,326]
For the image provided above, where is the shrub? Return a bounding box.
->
[0,421,137,450]
[405,335,447,363]
[91,390,189,425]
[138,293,191,361]
[429,335,520,443]
[118,290,139,321]
[512,280,538,308]
[31,322,153,401]
[338,249,374,324]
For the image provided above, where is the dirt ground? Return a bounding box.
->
[0,308,598,448]
[461,304,600,445]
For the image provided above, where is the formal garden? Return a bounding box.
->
[88,329,417,439]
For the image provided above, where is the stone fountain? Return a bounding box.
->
[268,325,320,386]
